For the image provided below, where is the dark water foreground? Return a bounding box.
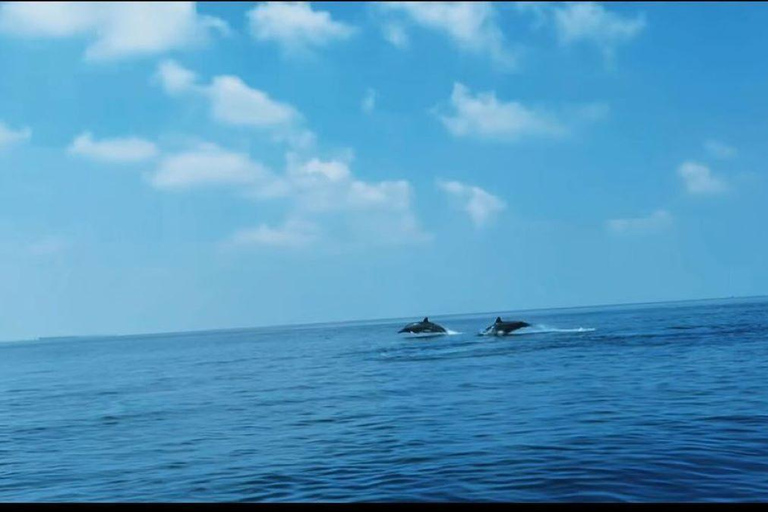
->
[1,298,767,502]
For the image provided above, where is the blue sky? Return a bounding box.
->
[1,2,767,340]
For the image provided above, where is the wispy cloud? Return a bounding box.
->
[361,88,377,114]
[437,82,564,141]
[207,76,302,131]
[283,153,414,214]
[152,62,430,247]
[0,121,31,150]
[235,152,432,248]
[155,60,315,149]
[554,3,645,55]
[150,142,276,191]
[517,2,646,62]
[677,161,728,196]
[607,209,673,235]
[381,22,409,48]
[437,179,506,227]
[0,2,229,62]
[83,133,432,248]
[68,132,158,163]
[224,219,320,249]
[148,62,433,249]
[704,139,738,160]
[436,83,607,142]
[155,59,199,96]
[247,2,355,56]
[377,2,517,70]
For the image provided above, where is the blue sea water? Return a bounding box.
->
[1,297,768,502]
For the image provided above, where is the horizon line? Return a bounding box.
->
[10,293,767,345]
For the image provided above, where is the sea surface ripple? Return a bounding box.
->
[1,298,767,502]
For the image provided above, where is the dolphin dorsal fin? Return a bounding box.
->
[423,317,429,323]
[496,317,502,323]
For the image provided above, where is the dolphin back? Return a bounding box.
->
[399,320,448,334]
[481,319,531,336]
[428,322,448,333]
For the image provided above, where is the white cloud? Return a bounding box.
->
[247,2,354,55]
[437,82,566,142]
[284,153,414,214]
[238,153,432,248]
[207,75,300,129]
[225,219,320,249]
[362,88,377,114]
[63,133,277,191]
[0,121,31,149]
[607,209,673,235]
[77,132,429,248]
[382,22,409,48]
[515,2,645,61]
[677,161,728,196]
[378,2,516,69]
[704,139,738,160]
[551,2,646,59]
[437,179,506,227]
[155,59,199,96]
[151,143,275,191]
[155,61,315,149]
[68,132,158,163]
[149,60,430,248]
[288,154,352,184]
[0,2,229,61]
[348,180,412,212]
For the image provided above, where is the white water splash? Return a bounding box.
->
[405,329,462,338]
[522,324,596,334]
[477,324,596,336]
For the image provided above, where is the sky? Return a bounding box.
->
[1,2,767,341]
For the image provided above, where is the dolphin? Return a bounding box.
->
[398,317,448,334]
[481,317,531,336]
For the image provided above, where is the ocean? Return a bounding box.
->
[1,297,767,502]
